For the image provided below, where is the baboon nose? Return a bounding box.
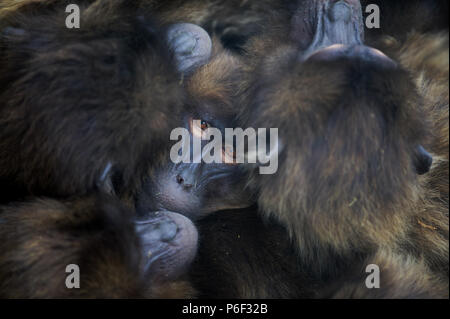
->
[176,174,194,189]
[307,44,397,69]
[329,1,352,22]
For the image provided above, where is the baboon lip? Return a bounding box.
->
[306,44,397,69]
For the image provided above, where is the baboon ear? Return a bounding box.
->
[96,162,117,195]
[166,23,212,74]
[413,145,433,175]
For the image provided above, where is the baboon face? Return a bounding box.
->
[137,37,254,220]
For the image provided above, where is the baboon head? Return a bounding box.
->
[241,44,432,258]
[137,29,254,220]
[239,0,433,259]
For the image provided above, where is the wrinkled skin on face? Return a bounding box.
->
[137,114,254,221]
[291,0,364,57]
[136,0,429,222]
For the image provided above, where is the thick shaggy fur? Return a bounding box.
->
[146,0,449,54]
[0,0,448,299]
[0,195,143,298]
[190,32,449,298]
[391,32,449,278]
[0,0,183,201]
[0,1,195,298]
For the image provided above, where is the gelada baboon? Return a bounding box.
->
[0,0,183,201]
[130,0,448,298]
[0,195,198,298]
[0,0,216,298]
[137,35,255,220]
[140,0,448,298]
[0,0,447,298]
[187,1,448,298]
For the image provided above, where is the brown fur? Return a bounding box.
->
[0,0,195,298]
[144,0,291,53]
[246,30,448,296]
[145,0,449,54]
[0,195,195,298]
[0,0,182,201]
[190,31,449,298]
[392,33,449,278]
[1,0,448,299]
[328,250,448,298]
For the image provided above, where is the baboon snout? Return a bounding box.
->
[307,44,397,68]
[176,173,195,189]
[295,0,364,59]
[328,0,355,23]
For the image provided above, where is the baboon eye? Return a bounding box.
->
[200,120,209,130]
[190,118,210,139]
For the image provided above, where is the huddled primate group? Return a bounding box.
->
[0,0,448,298]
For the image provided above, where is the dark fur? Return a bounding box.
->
[136,39,255,219]
[189,32,449,298]
[0,0,183,201]
[0,0,448,299]
[146,0,449,298]
[0,195,195,298]
[2,1,448,54]
[144,0,449,54]
[0,1,197,298]
[0,195,145,298]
